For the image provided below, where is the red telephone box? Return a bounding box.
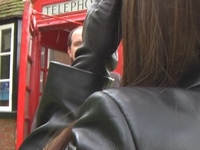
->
[16,0,123,148]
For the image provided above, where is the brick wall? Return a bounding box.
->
[0,118,16,150]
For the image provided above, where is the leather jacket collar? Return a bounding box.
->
[179,67,200,92]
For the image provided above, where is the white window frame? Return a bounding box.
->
[0,23,14,112]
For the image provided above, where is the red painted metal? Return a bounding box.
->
[28,27,41,134]
[36,13,85,31]
[16,1,32,149]
[40,29,69,52]
[114,42,123,75]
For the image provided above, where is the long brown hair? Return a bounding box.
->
[122,0,200,86]
[43,121,76,150]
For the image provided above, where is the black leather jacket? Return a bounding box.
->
[20,63,200,150]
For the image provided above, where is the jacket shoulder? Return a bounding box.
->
[99,87,200,150]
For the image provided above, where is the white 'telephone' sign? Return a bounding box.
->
[42,0,93,15]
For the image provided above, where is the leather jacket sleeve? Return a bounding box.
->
[66,86,200,150]
[72,0,122,76]
[36,62,113,127]
[19,62,113,150]
[66,91,136,150]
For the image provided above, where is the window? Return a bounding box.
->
[0,23,14,112]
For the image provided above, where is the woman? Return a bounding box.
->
[20,0,200,149]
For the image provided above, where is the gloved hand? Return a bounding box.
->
[72,0,122,76]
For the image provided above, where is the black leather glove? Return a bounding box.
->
[72,0,122,76]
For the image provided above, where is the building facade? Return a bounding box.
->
[0,0,23,149]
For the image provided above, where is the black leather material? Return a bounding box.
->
[36,61,113,127]
[179,68,200,92]
[29,0,121,133]
[64,69,200,150]
[72,0,122,76]
[19,64,200,150]
[66,74,200,150]
[67,87,200,150]
[19,61,113,150]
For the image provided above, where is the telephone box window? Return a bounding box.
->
[0,23,14,111]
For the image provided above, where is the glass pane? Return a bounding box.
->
[41,47,46,68]
[1,29,11,53]
[0,55,10,79]
[28,36,32,56]
[26,62,31,87]
[49,49,71,65]
[0,82,9,106]
[40,71,44,92]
